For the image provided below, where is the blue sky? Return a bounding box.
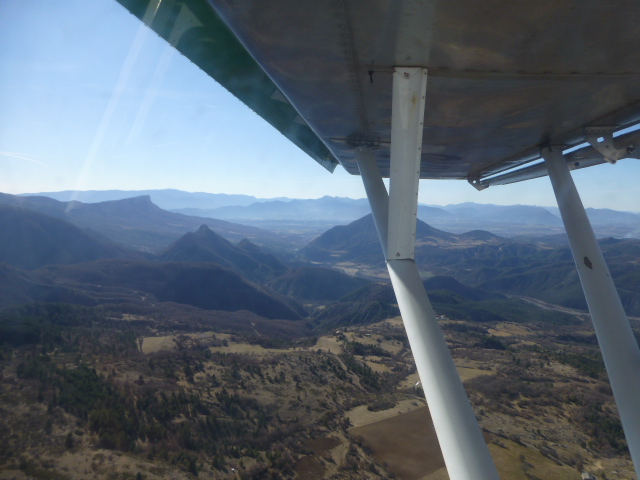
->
[1,0,639,211]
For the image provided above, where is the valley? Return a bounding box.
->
[0,189,639,479]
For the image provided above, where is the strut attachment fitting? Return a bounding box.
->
[347,132,381,150]
[584,126,635,164]
[468,177,488,191]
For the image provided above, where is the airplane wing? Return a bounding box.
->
[115,0,640,184]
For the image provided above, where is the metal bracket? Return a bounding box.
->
[468,177,488,191]
[347,132,381,150]
[584,126,634,164]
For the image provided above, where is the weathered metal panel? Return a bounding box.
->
[116,0,640,180]
[207,0,640,179]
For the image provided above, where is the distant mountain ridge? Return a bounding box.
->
[21,189,640,238]
[174,197,455,227]
[0,193,289,252]
[18,189,283,211]
[545,206,640,225]
[175,198,640,239]
[442,202,562,226]
[203,196,371,222]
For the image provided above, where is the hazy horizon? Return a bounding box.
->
[12,187,640,213]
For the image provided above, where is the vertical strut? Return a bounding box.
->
[387,68,427,260]
[355,67,499,480]
[542,146,640,475]
[357,147,389,255]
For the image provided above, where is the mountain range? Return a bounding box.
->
[0,193,291,252]
[18,188,285,211]
[21,189,640,239]
[4,188,640,324]
[0,206,308,319]
[302,214,640,316]
[178,196,372,223]
[175,197,640,239]
[171,194,640,239]
[0,201,379,322]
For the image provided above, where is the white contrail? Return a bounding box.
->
[0,151,53,170]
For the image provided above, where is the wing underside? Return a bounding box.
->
[116,0,640,181]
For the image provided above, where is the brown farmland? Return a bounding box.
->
[350,406,445,480]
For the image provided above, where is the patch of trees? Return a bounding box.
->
[17,357,140,451]
[311,301,399,331]
[344,341,391,358]
[0,303,142,358]
[339,353,380,390]
[560,383,627,455]
[316,355,350,382]
[571,401,627,455]
[245,335,294,350]
[555,333,598,345]
[367,398,397,412]
[466,368,559,408]
[0,303,97,347]
[552,351,605,379]
[442,322,488,335]
[476,335,507,350]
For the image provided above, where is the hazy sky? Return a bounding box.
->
[1,0,639,211]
